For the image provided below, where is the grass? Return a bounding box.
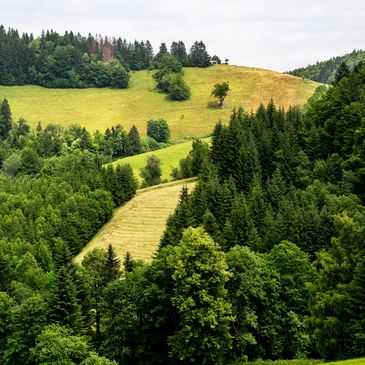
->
[230,358,365,365]
[0,64,319,142]
[111,137,210,182]
[76,178,197,263]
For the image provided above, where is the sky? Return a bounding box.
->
[1,0,365,71]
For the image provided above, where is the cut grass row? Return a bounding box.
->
[0,65,319,142]
[76,179,197,263]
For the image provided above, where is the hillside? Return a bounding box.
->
[111,137,210,182]
[287,49,365,84]
[76,179,196,263]
[0,64,318,142]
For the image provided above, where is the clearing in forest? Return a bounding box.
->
[76,179,196,263]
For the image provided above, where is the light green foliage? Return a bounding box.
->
[211,81,230,107]
[81,352,118,365]
[267,241,312,313]
[31,324,88,365]
[168,227,233,364]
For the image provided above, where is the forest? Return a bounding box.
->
[287,49,365,84]
[0,59,364,364]
[0,25,215,88]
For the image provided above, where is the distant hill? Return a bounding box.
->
[0,64,318,142]
[286,49,365,84]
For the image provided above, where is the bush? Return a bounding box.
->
[168,74,191,100]
[147,119,171,143]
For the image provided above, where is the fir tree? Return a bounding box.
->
[50,266,82,333]
[0,99,12,140]
[127,125,141,156]
[104,244,121,283]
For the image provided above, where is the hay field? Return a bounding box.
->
[76,179,196,263]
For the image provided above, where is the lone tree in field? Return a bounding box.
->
[140,155,162,187]
[211,81,230,107]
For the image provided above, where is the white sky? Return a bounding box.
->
[1,0,364,71]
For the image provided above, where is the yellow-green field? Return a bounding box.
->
[233,358,365,365]
[111,137,210,182]
[76,179,196,263]
[0,65,319,142]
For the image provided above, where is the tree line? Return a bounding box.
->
[0,25,219,89]
[286,49,365,84]
[0,99,172,173]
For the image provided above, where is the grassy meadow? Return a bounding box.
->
[76,179,197,263]
[230,358,365,365]
[0,64,319,142]
[111,137,210,182]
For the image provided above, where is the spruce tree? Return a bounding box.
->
[50,266,82,333]
[0,99,12,140]
[127,125,141,156]
[104,244,121,284]
[123,251,134,272]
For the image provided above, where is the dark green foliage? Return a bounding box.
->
[170,41,189,66]
[20,147,43,175]
[123,251,135,272]
[167,73,191,100]
[140,155,162,187]
[287,48,365,83]
[104,244,121,283]
[152,53,192,100]
[0,99,12,140]
[50,266,83,333]
[146,119,170,143]
[127,125,142,156]
[189,41,211,67]
[172,139,210,179]
[0,25,214,89]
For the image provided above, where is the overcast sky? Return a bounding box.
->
[2,0,364,71]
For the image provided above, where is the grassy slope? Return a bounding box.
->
[76,179,196,263]
[111,137,210,182]
[232,359,365,365]
[0,65,318,142]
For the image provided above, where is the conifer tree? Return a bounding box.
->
[104,244,121,283]
[127,125,141,156]
[50,266,82,333]
[123,251,135,273]
[0,99,12,140]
